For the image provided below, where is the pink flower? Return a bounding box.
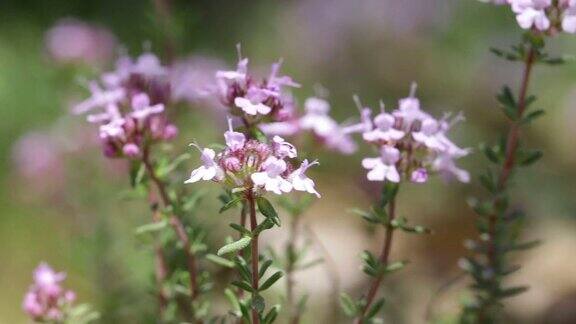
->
[224,118,246,151]
[130,93,164,121]
[23,263,76,322]
[234,97,272,115]
[251,156,293,195]
[185,146,223,183]
[432,154,470,183]
[75,51,176,159]
[363,110,405,143]
[215,46,298,120]
[351,83,468,183]
[272,136,297,159]
[186,119,320,198]
[411,168,429,183]
[300,97,358,154]
[516,7,550,30]
[289,159,321,197]
[45,18,116,65]
[412,118,443,150]
[362,146,401,182]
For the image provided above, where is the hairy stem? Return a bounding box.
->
[355,195,398,323]
[142,147,200,304]
[246,190,260,324]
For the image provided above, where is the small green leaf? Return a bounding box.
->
[224,288,241,313]
[251,294,266,312]
[263,305,280,324]
[217,236,252,256]
[366,297,385,319]
[229,223,251,236]
[252,218,275,236]
[339,293,358,317]
[380,182,399,209]
[232,280,254,293]
[521,109,544,125]
[206,254,235,268]
[220,196,244,213]
[508,240,541,251]
[259,259,274,278]
[257,197,280,226]
[498,286,529,298]
[259,271,283,291]
[519,150,543,166]
[135,220,168,235]
[385,260,408,273]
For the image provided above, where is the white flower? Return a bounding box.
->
[251,156,293,194]
[185,147,223,183]
[432,154,470,183]
[130,93,164,121]
[363,112,405,142]
[74,81,125,114]
[361,146,401,182]
[216,58,249,82]
[259,121,300,136]
[516,7,550,30]
[563,4,576,33]
[304,97,330,114]
[268,60,301,89]
[290,159,320,197]
[224,118,246,151]
[412,118,444,150]
[234,97,272,115]
[272,136,297,159]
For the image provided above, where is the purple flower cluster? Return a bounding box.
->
[186,119,319,197]
[216,46,300,123]
[22,263,76,322]
[485,0,576,33]
[346,84,469,184]
[74,52,177,158]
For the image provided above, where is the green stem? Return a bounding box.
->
[247,190,260,324]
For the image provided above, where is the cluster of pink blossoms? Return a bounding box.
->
[346,84,469,184]
[22,263,76,322]
[74,51,177,158]
[485,0,576,33]
[185,119,320,197]
[216,47,300,123]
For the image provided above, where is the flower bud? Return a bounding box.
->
[122,143,140,158]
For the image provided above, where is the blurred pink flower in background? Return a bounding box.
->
[22,263,76,322]
[12,131,65,188]
[45,18,116,65]
[170,55,225,106]
[283,0,453,65]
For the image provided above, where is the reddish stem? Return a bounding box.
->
[487,46,536,277]
[355,197,397,323]
[142,148,200,302]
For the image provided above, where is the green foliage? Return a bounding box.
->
[65,304,100,324]
[460,32,560,321]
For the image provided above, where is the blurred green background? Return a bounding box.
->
[2,0,576,323]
